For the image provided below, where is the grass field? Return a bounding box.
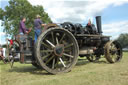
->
[0,52,128,85]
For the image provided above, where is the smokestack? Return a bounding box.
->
[96,16,102,34]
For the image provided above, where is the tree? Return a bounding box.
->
[0,0,52,38]
[116,33,128,48]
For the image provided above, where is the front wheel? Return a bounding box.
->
[104,41,122,63]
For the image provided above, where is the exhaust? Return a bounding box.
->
[96,16,102,34]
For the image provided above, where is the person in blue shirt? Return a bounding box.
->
[34,15,45,42]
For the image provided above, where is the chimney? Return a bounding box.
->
[96,16,102,34]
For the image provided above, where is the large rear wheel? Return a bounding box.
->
[35,27,79,74]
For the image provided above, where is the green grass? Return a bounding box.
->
[1,52,128,85]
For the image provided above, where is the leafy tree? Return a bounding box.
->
[116,33,128,48]
[0,0,52,38]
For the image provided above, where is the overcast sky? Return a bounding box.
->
[0,0,128,44]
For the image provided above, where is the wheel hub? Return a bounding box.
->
[54,44,64,56]
[110,49,117,55]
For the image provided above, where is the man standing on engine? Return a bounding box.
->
[19,17,31,35]
[34,15,45,42]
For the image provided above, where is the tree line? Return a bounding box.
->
[116,33,128,48]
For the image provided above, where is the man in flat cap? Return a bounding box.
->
[34,15,45,42]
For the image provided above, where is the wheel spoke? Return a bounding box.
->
[59,58,66,67]
[54,58,59,68]
[112,55,116,61]
[42,53,51,60]
[51,32,55,44]
[111,44,115,50]
[46,40,55,48]
[56,36,59,45]
[111,50,118,61]
[46,55,55,64]
[52,58,55,69]
[64,50,71,52]
[64,43,73,49]
[91,56,94,60]
[113,54,117,59]
[117,48,120,51]
[40,50,53,53]
[63,53,74,58]
[60,33,65,43]
[41,42,51,49]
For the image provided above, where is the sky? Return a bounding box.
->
[0,0,128,45]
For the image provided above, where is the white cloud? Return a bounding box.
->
[0,32,6,36]
[27,0,128,39]
[0,0,128,44]
[28,0,128,23]
[103,20,128,39]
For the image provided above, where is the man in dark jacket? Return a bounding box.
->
[19,17,31,35]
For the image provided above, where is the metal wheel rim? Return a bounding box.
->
[35,27,79,74]
[105,41,122,63]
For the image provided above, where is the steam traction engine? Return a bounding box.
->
[7,16,122,74]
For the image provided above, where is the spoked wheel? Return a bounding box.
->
[35,27,79,74]
[104,41,122,63]
[86,55,100,62]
